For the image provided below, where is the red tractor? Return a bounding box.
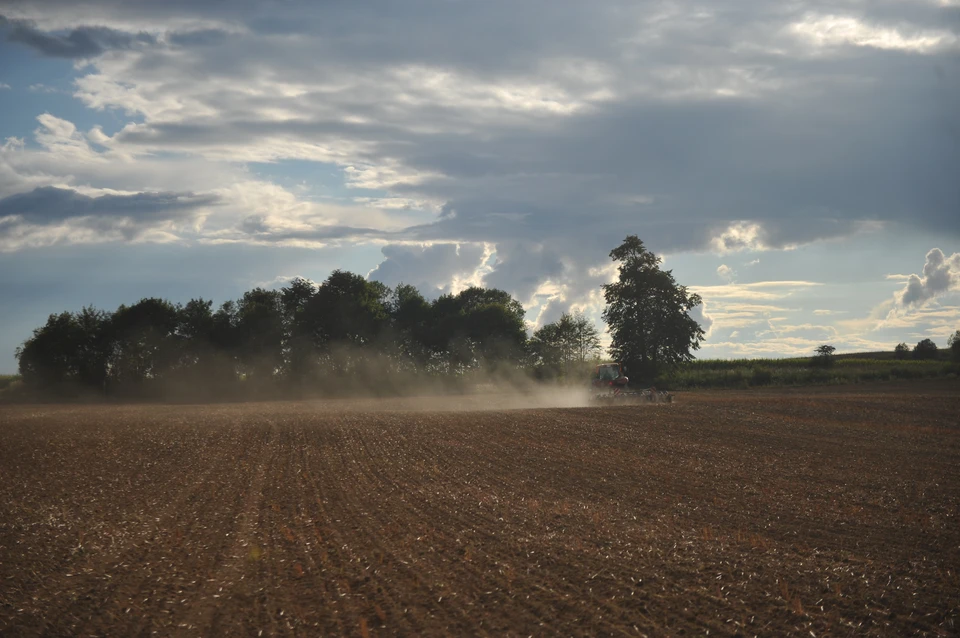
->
[590,362,672,404]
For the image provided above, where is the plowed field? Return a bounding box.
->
[2,382,959,636]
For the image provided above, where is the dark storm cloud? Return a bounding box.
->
[166,29,228,47]
[0,14,155,57]
[393,77,959,245]
[0,186,218,224]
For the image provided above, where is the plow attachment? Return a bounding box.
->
[591,387,673,405]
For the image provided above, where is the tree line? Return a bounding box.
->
[16,272,539,398]
[895,335,960,361]
[13,236,708,399]
[15,273,613,399]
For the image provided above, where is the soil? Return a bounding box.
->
[1,380,958,636]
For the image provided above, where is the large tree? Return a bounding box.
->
[602,235,705,382]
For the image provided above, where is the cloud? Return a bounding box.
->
[28,83,61,94]
[789,14,959,53]
[254,274,320,290]
[878,304,960,332]
[688,300,714,339]
[0,0,957,311]
[166,28,228,47]
[691,281,823,301]
[366,243,490,295]
[0,186,218,250]
[711,223,768,254]
[485,242,567,304]
[765,322,839,339]
[699,301,794,332]
[716,264,736,283]
[0,82,9,89]
[895,248,960,308]
[708,219,881,254]
[1,14,156,58]
[0,186,217,223]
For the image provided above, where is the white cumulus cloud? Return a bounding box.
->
[896,248,960,309]
[716,264,736,283]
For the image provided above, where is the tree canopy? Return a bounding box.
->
[602,235,705,382]
[949,330,960,362]
[529,311,602,379]
[913,338,939,360]
[813,344,836,367]
[15,274,541,399]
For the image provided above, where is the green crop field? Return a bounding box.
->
[659,355,957,389]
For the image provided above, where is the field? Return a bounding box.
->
[658,356,957,389]
[1,382,958,636]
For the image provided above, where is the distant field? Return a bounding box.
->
[1,381,958,636]
[662,355,957,389]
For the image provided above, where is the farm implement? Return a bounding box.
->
[590,362,672,404]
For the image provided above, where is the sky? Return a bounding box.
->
[0,0,958,373]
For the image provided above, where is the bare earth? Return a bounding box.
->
[1,381,958,636]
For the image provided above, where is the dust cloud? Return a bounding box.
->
[10,342,602,409]
[288,379,595,413]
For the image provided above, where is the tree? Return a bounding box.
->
[461,300,527,368]
[948,330,960,362]
[16,311,94,391]
[568,311,603,364]
[602,236,704,382]
[913,338,938,360]
[529,311,602,378]
[175,298,238,395]
[455,287,525,325]
[234,288,285,382]
[894,342,910,360]
[13,275,534,397]
[109,298,181,388]
[423,286,527,374]
[280,277,316,322]
[529,321,566,377]
[72,306,113,389]
[813,344,836,367]
[388,283,433,369]
[309,270,389,349]
[280,278,319,381]
[299,270,392,379]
